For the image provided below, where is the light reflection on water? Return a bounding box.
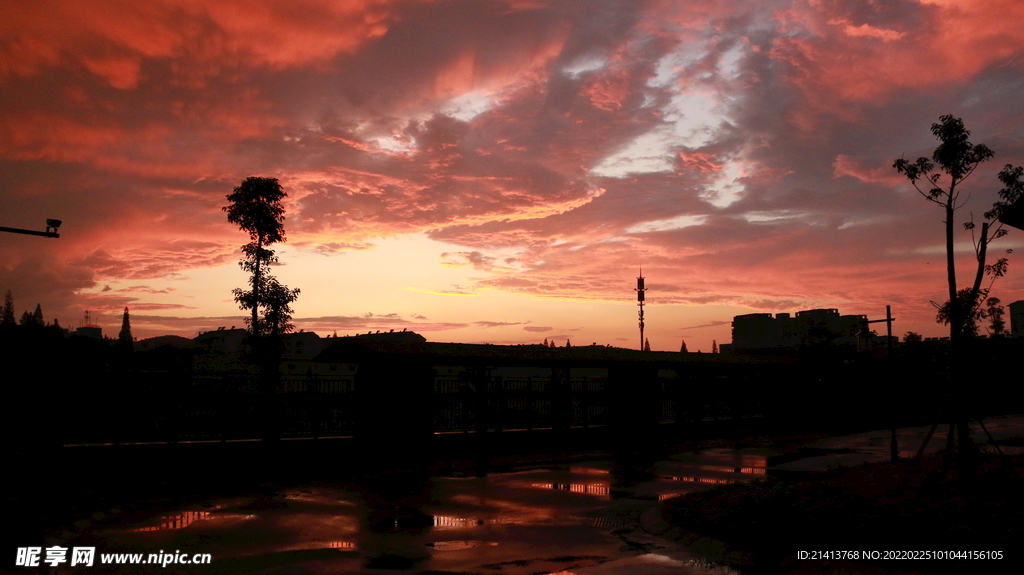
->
[82,419,1024,573]
[95,453,762,574]
[666,476,736,485]
[530,482,611,497]
[130,511,211,532]
[127,510,257,532]
[427,540,498,551]
[433,515,512,528]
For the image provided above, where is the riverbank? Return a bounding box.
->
[653,449,1024,573]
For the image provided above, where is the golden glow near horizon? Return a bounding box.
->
[77,232,754,349]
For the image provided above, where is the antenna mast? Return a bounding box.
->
[636,268,646,350]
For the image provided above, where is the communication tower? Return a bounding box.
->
[636,268,647,350]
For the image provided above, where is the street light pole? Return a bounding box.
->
[0,219,62,238]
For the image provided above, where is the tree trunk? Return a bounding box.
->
[253,237,262,335]
[971,222,990,299]
[944,200,958,341]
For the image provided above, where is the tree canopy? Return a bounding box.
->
[224,176,299,338]
[893,115,1019,341]
[224,177,287,247]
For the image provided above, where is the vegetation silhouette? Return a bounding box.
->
[893,115,1021,341]
[1,290,14,324]
[223,176,300,338]
[893,115,1023,460]
[224,176,301,441]
[117,306,133,354]
[986,297,1006,336]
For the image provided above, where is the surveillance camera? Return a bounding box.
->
[47,219,62,229]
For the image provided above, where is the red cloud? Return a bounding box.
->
[770,0,1024,107]
[1,0,1021,343]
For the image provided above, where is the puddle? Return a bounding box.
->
[427,540,499,551]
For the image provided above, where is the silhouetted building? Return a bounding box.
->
[282,330,323,359]
[73,326,102,339]
[728,307,885,350]
[308,336,781,434]
[194,327,248,353]
[1010,300,1024,338]
[351,328,427,343]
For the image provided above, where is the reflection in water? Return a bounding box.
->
[107,450,767,574]
[540,554,741,575]
[569,466,610,475]
[531,483,610,497]
[130,511,256,532]
[694,464,766,475]
[667,476,735,485]
[131,511,211,532]
[433,515,472,528]
[432,515,511,529]
[427,540,498,551]
[589,516,629,529]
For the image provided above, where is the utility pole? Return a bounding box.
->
[861,307,896,349]
[636,268,646,350]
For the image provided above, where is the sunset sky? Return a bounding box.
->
[2,0,1023,350]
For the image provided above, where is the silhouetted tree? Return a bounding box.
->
[643,338,650,351]
[935,287,990,338]
[261,277,300,337]
[118,306,133,352]
[894,116,1022,460]
[680,339,688,353]
[224,177,292,336]
[565,339,572,348]
[903,331,922,343]
[711,339,718,354]
[19,305,43,327]
[894,115,1021,342]
[986,297,1006,336]
[1,291,14,325]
